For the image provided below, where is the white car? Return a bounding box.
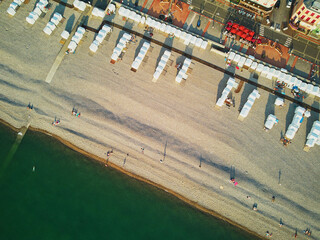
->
[287,0,292,8]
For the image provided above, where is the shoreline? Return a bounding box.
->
[0,118,263,239]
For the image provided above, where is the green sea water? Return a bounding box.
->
[0,123,259,240]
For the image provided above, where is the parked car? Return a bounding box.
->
[286,0,292,8]
[275,0,281,9]
[276,23,281,32]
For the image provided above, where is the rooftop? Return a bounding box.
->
[304,0,320,13]
[242,0,277,8]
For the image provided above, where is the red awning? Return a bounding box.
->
[230,28,237,34]
[257,39,262,44]
[246,36,253,41]
[236,30,243,36]
[251,39,256,43]
[232,23,239,29]
[239,25,245,31]
[243,28,250,34]
[249,31,255,36]
[226,27,231,31]
[227,21,232,26]
[241,33,247,38]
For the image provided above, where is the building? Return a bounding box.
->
[229,0,278,17]
[289,0,320,38]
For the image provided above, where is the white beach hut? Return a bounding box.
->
[184,34,192,45]
[306,84,314,94]
[255,63,264,75]
[238,56,246,68]
[266,68,275,80]
[264,114,278,131]
[68,41,77,53]
[243,58,253,70]
[89,40,100,53]
[232,54,241,66]
[238,89,260,120]
[249,61,257,72]
[261,65,270,77]
[92,7,105,18]
[272,69,281,81]
[299,82,308,92]
[226,52,235,65]
[7,6,17,16]
[200,40,208,50]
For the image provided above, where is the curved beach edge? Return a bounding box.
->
[0,118,264,239]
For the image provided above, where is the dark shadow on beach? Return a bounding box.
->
[94,0,108,9]
[155,45,171,72]
[285,103,296,132]
[306,101,319,139]
[216,73,230,102]
[51,3,66,19]
[264,93,275,122]
[65,14,75,32]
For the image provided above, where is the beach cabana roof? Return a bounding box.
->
[236,30,243,36]
[246,36,252,41]
[230,29,237,34]
[232,23,239,29]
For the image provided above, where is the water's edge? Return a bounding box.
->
[0,118,263,239]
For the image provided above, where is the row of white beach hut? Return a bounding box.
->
[67,26,86,53]
[175,58,192,83]
[89,25,112,53]
[43,12,63,35]
[91,4,116,18]
[238,89,261,121]
[131,42,151,71]
[216,78,238,107]
[110,32,132,63]
[26,0,48,25]
[7,0,25,16]
[73,0,86,11]
[285,106,310,141]
[305,121,320,150]
[117,6,208,50]
[153,50,171,82]
[226,51,320,97]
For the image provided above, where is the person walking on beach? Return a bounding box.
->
[266,231,272,237]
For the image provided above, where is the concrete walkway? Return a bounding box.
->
[45,5,93,84]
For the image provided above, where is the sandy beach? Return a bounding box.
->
[0,1,319,239]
